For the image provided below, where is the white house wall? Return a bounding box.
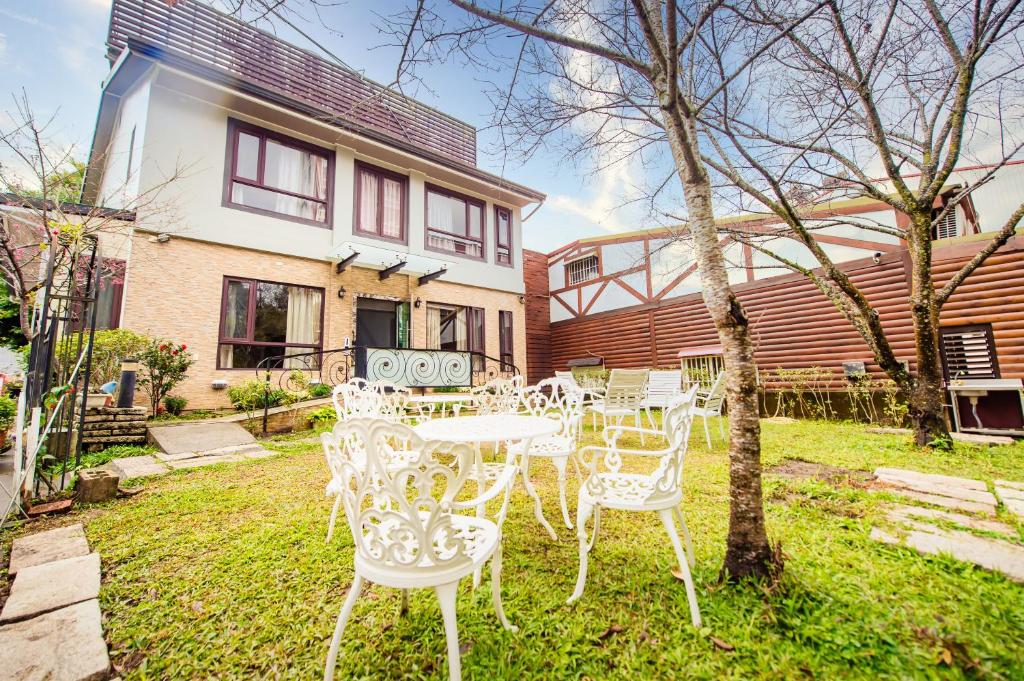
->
[97,75,152,208]
[599,240,646,274]
[132,73,527,294]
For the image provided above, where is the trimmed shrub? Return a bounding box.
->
[163,395,188,416]
[228,379,287,412]
[308,382,332,398]
[56,328,151,386]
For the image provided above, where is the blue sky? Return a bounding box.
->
[0,0,657,253]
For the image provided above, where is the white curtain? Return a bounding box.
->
[359,170,378,231]
[382,178,402,237]
[284,286,322,368]
[218,345,233,369]
[455,307,468,350]
[428,191,454,231]
[426,306,442,349]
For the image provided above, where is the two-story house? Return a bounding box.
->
[81,0,544,408]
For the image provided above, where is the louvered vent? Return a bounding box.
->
[940,324,999,380]
[933,208,960,240]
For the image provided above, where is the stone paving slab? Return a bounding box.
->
[148,421,255,455]
[0,599,110,681]
[1,552,101,623]
[876,476,997,506]
[886,488,996,515]
[1000,497,1024,519]
[995,485,1024,502]
[874,467,988,491]
[111,455,170,480]
[995,479,1024,491]
[8,523,90,576]
[886,505,1017,537]
[871,525,1024,582]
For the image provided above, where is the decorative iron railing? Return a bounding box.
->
[253,346,518,434]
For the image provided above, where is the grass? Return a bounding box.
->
[6,419,1024,679]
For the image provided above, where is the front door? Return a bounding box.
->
[356,298,398,348]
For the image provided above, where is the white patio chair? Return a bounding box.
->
[568,386,702,628]
[510,378,584,539]
[331,382,386,421]
[641,370,683,430]
[692,372,727,448]
[470,375,524,415]
[322,419,518,681]
[586,369,649,443]
[556,370,603,436]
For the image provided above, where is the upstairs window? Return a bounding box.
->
[355,161,406,242]
[426,185,485,259]
[566,254,599,285]
[218,277,324,369]
[940,324,999,381]
[225,118,333,226]
[495,206,513,266]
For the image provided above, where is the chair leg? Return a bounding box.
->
[703,414,712,449]
[588,506,601,551]
[645,407,656,430]
[400,589,409,616]
[521,453,558,540]
[326,496,342,543]
[552,456,573,529]
[718,414,726,439]
[490,543,517,632]
[658,509,702,628]
[567,502,595,604]
[636,410,645,445]
[434,581,463,681]
[324,573,364,681]
[672,506,695,568]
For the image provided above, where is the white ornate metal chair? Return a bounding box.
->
[586,369,649,442]
[471,375,524,415]
[555,370,603,437]
[640,370,683,430]
[568,386,702,628]
[331,382,386,421]
[322,419,517,681]
[510,378,583,539]
[692,372,727,448]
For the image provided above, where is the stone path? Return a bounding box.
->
[109,443,276,481]
[871,468,1024,583]
[0,523,110,680]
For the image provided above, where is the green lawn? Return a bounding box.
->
[8,420,1024,679]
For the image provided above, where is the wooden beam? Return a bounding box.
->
[379,260,407,280]
[335,251,359,274]
[418,268,447,286]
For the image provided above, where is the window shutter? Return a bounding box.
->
[940,325,999,381]
[934,209,959,240]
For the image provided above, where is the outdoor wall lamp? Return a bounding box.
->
[414,297,422,308]
[337,286,346,299]
[518,295,526,304]
[872,252,882,264]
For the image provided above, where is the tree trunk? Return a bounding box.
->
[658,100,777,580]
[907,219,951,447]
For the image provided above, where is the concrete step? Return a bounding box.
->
[147,422,256,455]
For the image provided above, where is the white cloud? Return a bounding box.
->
[0,33,6,60]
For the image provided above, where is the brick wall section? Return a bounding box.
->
[121,235,527,408]
[529,234,1024,388]
[523,249,552,384]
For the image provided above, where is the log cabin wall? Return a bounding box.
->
[523,249,552,384]
[527,233,1024,389]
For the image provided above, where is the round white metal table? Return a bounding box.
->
[415,414,563,539]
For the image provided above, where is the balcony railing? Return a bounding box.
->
[107,0,477,166]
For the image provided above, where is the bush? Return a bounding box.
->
[308,382,332,398]
[138,340,194,416]
[57,329,151,386]
[308,406,336,430]
[228,378,287,412]
[163,394,187,416]
[0,394,16,432]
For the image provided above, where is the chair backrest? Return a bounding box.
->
[369,381,411,422]
[332,382,386,421]
[645,370,682,403]
[524,378,582,440]
[325,419,476,574]
[701,372,727,412]
[472,375,523,415]
[604,369,649,410]
[554,371,579,388]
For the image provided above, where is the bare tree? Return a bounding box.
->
[0,93,185,342]
[700,0,1024,446]
[367,0,787,580]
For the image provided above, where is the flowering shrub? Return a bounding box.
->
[138,340,194,416]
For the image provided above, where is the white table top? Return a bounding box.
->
[414,414,559,443]
[409,393,476,403]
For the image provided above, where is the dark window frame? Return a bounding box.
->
[222,117,335,229]
[216,275,326,370]
[564,252,601,286]
[424,183,486,261]
[354,160,409,244]
[499,309,514,370]
[494,205,514,267]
